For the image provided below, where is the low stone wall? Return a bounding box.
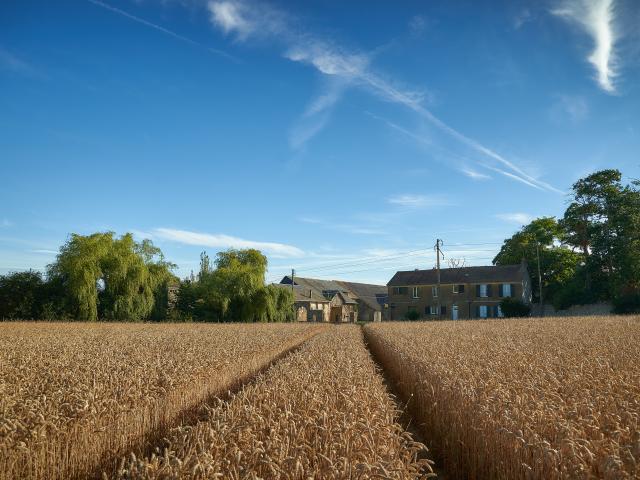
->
[532,302,612,317]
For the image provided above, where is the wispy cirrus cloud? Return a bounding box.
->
[153,227,304,257]
[206,0,558,192]
[369,112,560,193]
[460,167,491,181]
[550,94,589,124]
[552,0,618,93]
[87,0,236,61]
[387,194,452,209]
[495,212,535,225]
[0,47,40,77]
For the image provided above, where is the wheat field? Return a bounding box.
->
[118,325,433,479]
[364,317,640,479]
[0,322,324,480]
[1,318,638,479]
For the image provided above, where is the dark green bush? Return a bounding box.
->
[405,309,420,321]
[500,298,531,318]
[613,292,640,314]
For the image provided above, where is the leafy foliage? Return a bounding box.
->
[496,169,640,310]
[404,309,420,321]
[0,271,46,320]
[173,249,294,322]
[44,232,177,321]
[493,217,581,306]
[499,298,530,317]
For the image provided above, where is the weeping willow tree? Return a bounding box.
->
[48,232,176,321]
[175,249,294,322]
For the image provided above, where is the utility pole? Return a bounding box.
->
[536,241,543,317]
[434,239,443,320]
[291,268,295,293]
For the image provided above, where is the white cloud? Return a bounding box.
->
[289,113,330,149]
[387,194,451,209]
[153,228,304,257]
[552,0,618,93]
[207,0,285,40]
[409,15,427,36]
[31,249,58,255]
[513,8,535,29]
[1,219,12,228]
[550,94,589,123]
[88,0,233,60]
[495,213,535,225]
[206,0,560,192]
[209,1,251,36]
[460,167,491,181]
[0,48,36,76]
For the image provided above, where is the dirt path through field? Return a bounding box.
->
[88,328,323,480]
[114,325,435,479]
[362,324,448,480]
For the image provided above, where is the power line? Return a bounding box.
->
[294,249,429,274]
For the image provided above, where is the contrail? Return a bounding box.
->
[87,0,238,62]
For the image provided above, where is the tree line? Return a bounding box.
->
[493,169,640,313]
[0,232,294,322]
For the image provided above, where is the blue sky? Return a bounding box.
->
[1,0,639,284]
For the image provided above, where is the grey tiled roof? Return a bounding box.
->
[280,276,385,308]
[334,281,387,311]
[387,264,526,286]
[272,283,329,302]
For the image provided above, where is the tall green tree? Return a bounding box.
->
[173,248,293,322]
[48,232,176,321]
[561,169,640,300]
[0,271,46,319]
[493,217,581,306]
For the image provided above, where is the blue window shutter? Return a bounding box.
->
[460,284,465,293]
[441,305,446,315]
[476,285,480,297]
[511,284,516,297]
[487,284,493,297]
[499,284,503,297]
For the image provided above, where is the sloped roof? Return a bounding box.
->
[335,291,358,305]
[280,276,385,308]
[387,264,526,286]
[334,280,387,311]
[281,276,350,298]
[271,283,329,303]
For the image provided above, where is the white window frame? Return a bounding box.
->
[432,286,438,297]
[479,305,488,318]
[452,284,459,293]
[429,305,438,315]
[412,286,420,299]
[479,284,488,298]
[502,284,511,297]
[497,305,504,318]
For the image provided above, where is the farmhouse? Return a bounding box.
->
[334,280,388,322]
[272,283,331,322]
[387,262,531,320]
[279,276,388,322]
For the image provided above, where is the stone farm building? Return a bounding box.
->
[277,276,388,322]
[387,263,531,320]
